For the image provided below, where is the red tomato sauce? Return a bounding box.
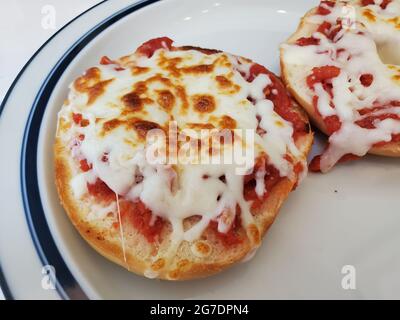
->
[316,1,335,15]
[308,66,342,135]
[72,113,89,127]
[248,63,309,140]
[309,153,361,172]
[87,178,115,202]
[135,37,173,58]
[317,21,332,35]
[356,111,400,147]
[373,133,400,147]
[211,156,286,245]
[118,200,165,243]
[243,156,282,211]
[79,159,92,172]
[86,177,165,242]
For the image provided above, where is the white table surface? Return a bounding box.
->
[0,0,100,300]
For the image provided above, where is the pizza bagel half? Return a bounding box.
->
[55,37,313,280]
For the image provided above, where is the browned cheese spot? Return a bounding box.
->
[192,94,216,113]
[158,52,182,77]
[151,258,165,271]
[134,81,148,95]
[362,9,376,22]
[74,67,114,105]
[103,119,124,133]
[215,75,233,88]
[186,123,215,129]
[132,120,162,139]
[177,259,190,269]
[131,66,150,75]
[392,74,400,81]
[195,241,211,256]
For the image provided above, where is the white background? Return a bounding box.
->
[0,0,100,300]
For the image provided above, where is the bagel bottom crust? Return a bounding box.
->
[280,8,400,159]
[54,100,313,281]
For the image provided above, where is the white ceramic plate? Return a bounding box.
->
[1,0,399,300]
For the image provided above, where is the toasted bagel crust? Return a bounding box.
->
[55,43,313,280]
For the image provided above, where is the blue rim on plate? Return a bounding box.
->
[1,0,161,300]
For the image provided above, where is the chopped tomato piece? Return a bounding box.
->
[243,157,282,211]
[358,106,383,115]
[72,113,82,125]
[135,37,173,58]
[380,0,392,9]
[296,37,320,46]
[360,73,373,87]
[79,159,92,172]
[324,115,342,134]
[100,56,124,71]
[373,133,400,147]
[246,64,308,139]
[317,1,335,15]
[248,63,268,82]
[72,113,89,127]
[309,153,360,172]
[312,95,342,134]
[101,152,109,162]
[361,0,375,6]
[317,21,332,35]
[306,66,341,89]
[355,113,400,129]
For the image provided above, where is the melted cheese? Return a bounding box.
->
[58,45,304,251]
[281,0,400,172]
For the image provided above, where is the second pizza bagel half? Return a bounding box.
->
[281,0,400,172]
